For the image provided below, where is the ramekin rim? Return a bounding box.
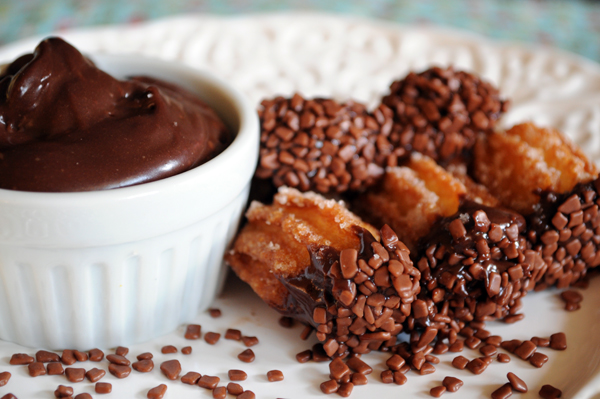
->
[0,53,259,204]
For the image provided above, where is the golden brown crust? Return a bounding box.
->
[355,153,467,252]
[473,122,598,215]
[225,187,377,310]
[448,168,500,207]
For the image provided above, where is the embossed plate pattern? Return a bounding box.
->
[0,13,599,399]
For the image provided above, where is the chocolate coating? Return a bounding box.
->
[0,37,230,192]
[416,200,545,326]
[527,179,600,287]
[279,226,377,327]
[421,201,526,292]
[256,95,391,194]
[279,225,419,357]
[381,66,508,165]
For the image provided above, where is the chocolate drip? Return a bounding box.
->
[279,226,378,328]
[281,245,338,326]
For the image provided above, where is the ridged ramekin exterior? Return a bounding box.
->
[0,54,258,349]
[0,186,248,349]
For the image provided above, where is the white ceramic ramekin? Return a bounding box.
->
[0,54,258,349]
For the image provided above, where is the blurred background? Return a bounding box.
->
[1,0,599,62]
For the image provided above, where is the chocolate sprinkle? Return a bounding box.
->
[280,225,420,358]
[256,95,392,194]
[528,181,600,288]
[382,66,508,164]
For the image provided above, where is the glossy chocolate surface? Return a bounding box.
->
[279,226,377,327]
[0,38,230,192]
[422,201,526,284]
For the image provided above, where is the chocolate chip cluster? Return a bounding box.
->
[528,180,600,289]
[256,94,395,194]
[416,202,546,327]
[382,67,509,164]
[298,225,421,358]
[255,67,508,194]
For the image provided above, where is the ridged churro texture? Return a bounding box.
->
[473,122,597,215]
[225,187,377,310]
[355,153,497,252]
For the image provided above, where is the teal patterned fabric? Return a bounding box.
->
[1,0,599,62]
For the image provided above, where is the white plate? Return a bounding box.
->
[0,13,599,399]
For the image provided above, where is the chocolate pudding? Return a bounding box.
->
[0,37,231,192]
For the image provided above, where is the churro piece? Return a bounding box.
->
[226,187,421,358]
[226,187,375,310]
[256,95,395,194]
[355,153,497,251]
[416,201,547,326]
[473,122,597,215]
[382,66,508,165]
